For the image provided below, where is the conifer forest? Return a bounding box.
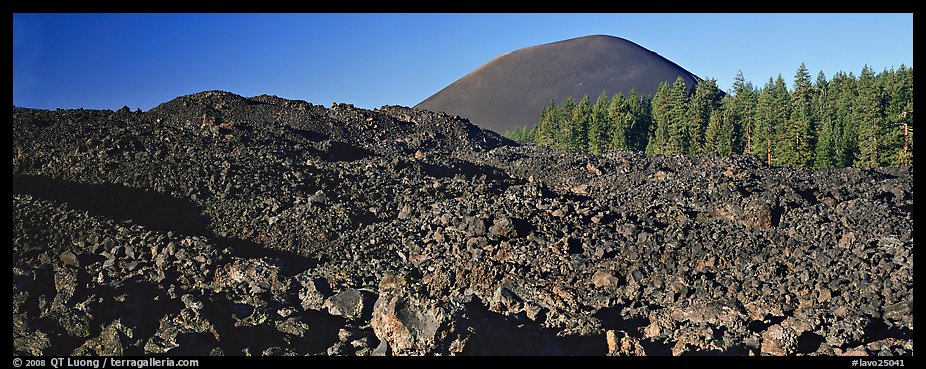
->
[504,64,913,168]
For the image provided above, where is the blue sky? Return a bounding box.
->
[13,13,913,111]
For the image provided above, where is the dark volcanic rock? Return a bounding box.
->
[325,289,374,320]
[11,91,913,356]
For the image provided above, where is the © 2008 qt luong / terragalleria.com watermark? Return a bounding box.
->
[13,357,199,369]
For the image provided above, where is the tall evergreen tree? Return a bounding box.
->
[883,65,914,166]
[900,66,914,166]
[503,126,520,142]
[569,96,591,153]
[830,71,858,167]
[753,82,771,163]
[769,75,791,165]
[535,100,557,147]
[608,92,630,151]
[588,91,610,155]
[687,78,723,155]
[812,71,837,168]
[720,97,737,156]
[649,81,672,155]
[777,63,815,167]
[626,89,651,152]
[527,125,538,143]
[704,108,723,155]
[554,98,576,152]
[704,96,735,156]
[854,65,884,167]
[505,124,540,143]
[751,76,789,165]
[666,76,690,155]
[731,71,757,155]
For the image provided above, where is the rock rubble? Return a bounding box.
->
[12,90,912,356]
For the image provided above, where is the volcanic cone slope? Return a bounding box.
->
[12,91,913,356]
[416,35,701,133]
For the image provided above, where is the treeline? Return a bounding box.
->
[504,64,913,168]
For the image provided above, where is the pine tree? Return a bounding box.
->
[569,96,591,153]
[752,76,789,165]
[731,71,757,155]
[720,97,737,156]
[704,108,722,155]
[509,124,539,143]
[649,81,672,155]
[777,63,815,167]
[753,79,775,164]
[704,96,735,156]
[812,71,837,168]
[883,65,914,166]
[900,66,913,166]
[536,100,557,147]
[503,126,520,142]
[854,65,884,167]
[687,78,723,155]
[627,89,651,152]
[644,125,657,156]
[553,98,576,152]
[503,127,515,141]
[830,72,858,167]
[666,76,690,155]
[588,91,610,155]
[770,75,791,165]
[608,92,629,150]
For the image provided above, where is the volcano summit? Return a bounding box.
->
[416,35,702,133]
